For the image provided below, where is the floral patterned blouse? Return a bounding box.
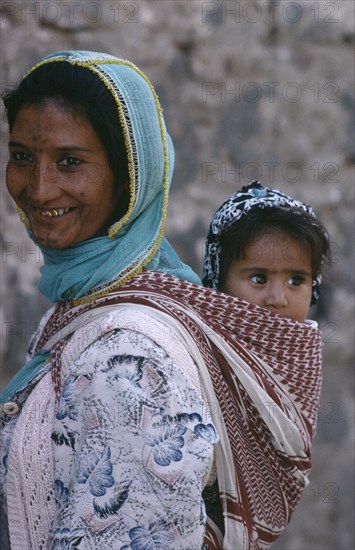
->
[1,320,217,549]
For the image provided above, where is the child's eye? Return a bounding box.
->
[288,275,304,286]
[250,274,267,285]
[10,151,33,164]
[58,156,82,167]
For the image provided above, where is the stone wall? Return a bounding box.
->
[1,1,354,547]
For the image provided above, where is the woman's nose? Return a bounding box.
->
[27,163,60,203]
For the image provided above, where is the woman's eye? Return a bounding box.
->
[10,151,32,163]
[250,274,266,284]
[59,156,81,167]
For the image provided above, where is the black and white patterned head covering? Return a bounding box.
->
[202,180,323,305]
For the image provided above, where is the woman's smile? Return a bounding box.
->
[33,206,73,218]
[6,101,122,249]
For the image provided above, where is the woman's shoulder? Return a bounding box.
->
[61,306,202,394]
[26,305,57,360]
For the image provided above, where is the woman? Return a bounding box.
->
[1,51,323,550]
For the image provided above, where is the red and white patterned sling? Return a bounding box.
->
[36,271,323,549]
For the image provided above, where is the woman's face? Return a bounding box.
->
[6,101,123,249]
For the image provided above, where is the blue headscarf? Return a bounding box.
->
[1,51,200,403]
[17,51,200,304]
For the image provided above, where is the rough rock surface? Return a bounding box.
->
[0,1,354,548]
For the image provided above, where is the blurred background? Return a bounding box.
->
[0,1,354,548]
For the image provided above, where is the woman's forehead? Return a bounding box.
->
[10,102,98,144]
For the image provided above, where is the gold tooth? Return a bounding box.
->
[36,208,71,217]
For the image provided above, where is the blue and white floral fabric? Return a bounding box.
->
[52,328,215,548]
[1,311,217,550]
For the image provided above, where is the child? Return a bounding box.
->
[203,180,330,322]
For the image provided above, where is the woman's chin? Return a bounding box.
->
[32,231,74,250]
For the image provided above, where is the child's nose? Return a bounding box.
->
[265,283,288,309]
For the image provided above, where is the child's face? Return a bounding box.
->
[223,231,313,322]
